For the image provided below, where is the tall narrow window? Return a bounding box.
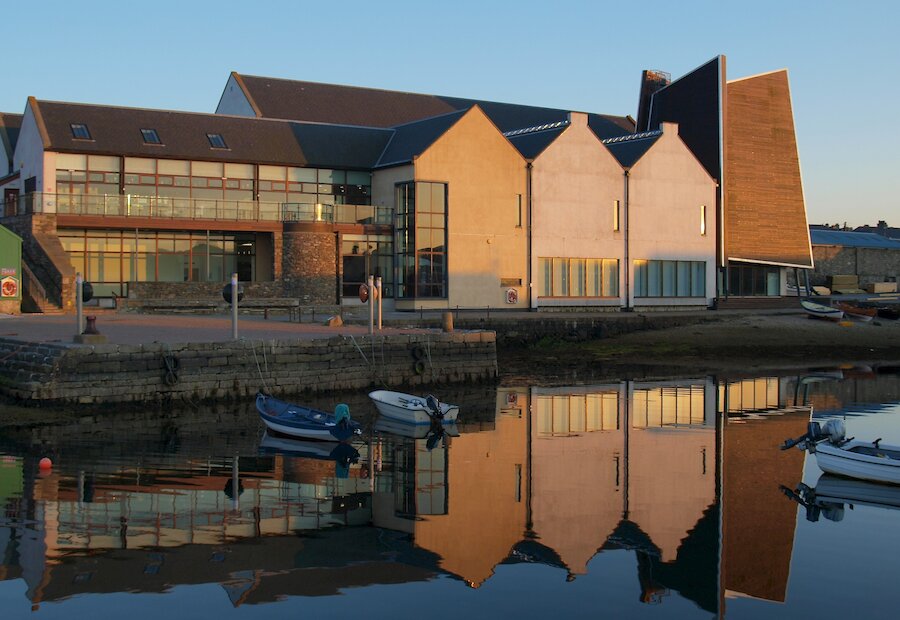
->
[70,124,91,140]
[517,194,522,227]
[613,200,620,232]
[700,204,707,236]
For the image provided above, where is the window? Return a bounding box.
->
[395,181,447,298]
[634,260,706,297]
[70,124,92,140]
[206,133,227,149]
[727,264,780,296]
[538,257,619,297]
[700,204,707,235]
[141,129,162,145]
[613,200,620,232]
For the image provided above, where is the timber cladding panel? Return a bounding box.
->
[725,71,812,267]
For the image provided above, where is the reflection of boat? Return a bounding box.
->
[835,302,876,322]
[374,416,460,439]
[368,390,459,424]
[876,307,899,321]
[259,432,361,465]
[782,419,900,484]
[256,392,362,441]
[800,299,844,321]
[782,475,900,522]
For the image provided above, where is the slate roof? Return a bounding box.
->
[506,125,569,160]
[853,225,900,240]
[602,132,661,168]
[32,100,391,169]
[234,73,635,138]
[376,110,466,168]
[810,229,900,249]
[0,112,22,160]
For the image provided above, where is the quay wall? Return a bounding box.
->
[0,332,497,406]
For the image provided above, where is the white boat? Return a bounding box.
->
[368,390,459,425]
[782,475,900,522]
[782,419,900,485]
[800,299,844,321]
[374,416,460,439]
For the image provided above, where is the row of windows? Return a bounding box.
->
[634,260,706,298]
[53,155,372,205]
[396,182,448,299]
[538,258,619,298]
[59,229,256,297]
[70,123,224,150]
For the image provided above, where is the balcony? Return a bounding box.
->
[8,193,393,226]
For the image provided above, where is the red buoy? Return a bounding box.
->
[39,457,52,470]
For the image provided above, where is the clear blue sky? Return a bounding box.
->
[5,0,898,227]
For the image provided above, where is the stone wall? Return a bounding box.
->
[812,246,900,287]
[1,213,73,309]
[0,332,498,405]
[0,299,21,314]
[127,281,285,300]
[282,231,338,304]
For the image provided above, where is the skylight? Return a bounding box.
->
[206,133,227,149]
[70,124,91,140]
[141,128,162,145]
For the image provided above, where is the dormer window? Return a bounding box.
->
[70,124,91,140]
[141,128,162,145]
[206,133,227,149]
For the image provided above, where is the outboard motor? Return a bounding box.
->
[822,419,846,443]
[425,394,443,418]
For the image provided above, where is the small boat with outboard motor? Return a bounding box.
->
[782,419,900,485]
[782,474,900,522]
[368,390,459,424]
[256,391,362,441]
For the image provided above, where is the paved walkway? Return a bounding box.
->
[0,313,437,346]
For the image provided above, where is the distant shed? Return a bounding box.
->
[809,229,900,288]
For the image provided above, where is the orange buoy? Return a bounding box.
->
[39,457,52,470]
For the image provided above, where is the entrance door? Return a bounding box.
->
[3,189,18,216]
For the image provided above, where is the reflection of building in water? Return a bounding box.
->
[718,375,810,607]
[378,387,529,588]
[528,379,717,611]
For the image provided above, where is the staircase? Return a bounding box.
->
[21,261,64,314]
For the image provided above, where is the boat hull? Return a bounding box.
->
[256,393,361,441]
[814,441,900,485]
[368,390,459,425]
[801,300,844,321]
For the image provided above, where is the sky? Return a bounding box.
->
[4,0,898,228]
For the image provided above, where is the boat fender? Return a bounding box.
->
[412,345,426,360]
[413,360,426,375]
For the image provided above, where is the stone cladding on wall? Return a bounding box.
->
[0,332,497,405]
[282,231,338,305]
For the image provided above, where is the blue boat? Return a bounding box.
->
[256,392,362,441]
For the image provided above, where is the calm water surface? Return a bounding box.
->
[1,367,899,619]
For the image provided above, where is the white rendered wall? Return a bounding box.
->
[531,112,625,309]
[215,75,257,117]
[13,106,50,210]
[627,123,718,307]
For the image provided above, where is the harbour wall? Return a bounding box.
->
[0,332,497,406]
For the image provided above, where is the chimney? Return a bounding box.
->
[636,70,671,132]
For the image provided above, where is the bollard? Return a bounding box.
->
[84,315,100,335]
[442,311,454,333]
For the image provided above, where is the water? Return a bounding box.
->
[1,367,899,619]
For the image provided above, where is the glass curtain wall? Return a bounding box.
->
[727,263,780,296]
[59,229,256,297]
[341,234,393,297]
[395,181,447,299]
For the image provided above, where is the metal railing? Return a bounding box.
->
[10,193,393,225]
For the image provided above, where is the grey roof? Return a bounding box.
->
[376,110,466,168]
[506,125,569,160]
[234,73,635,138]
[34,100,391,169]
[853,224,900,240]
[0,112,22,160]
[602,132,661,168]
[810,229,900,249]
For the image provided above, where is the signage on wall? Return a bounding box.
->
[505,288,518,304]
[1,275,19,298]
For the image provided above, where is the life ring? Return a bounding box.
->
[411,345,426,360]
[413,360,426,375]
